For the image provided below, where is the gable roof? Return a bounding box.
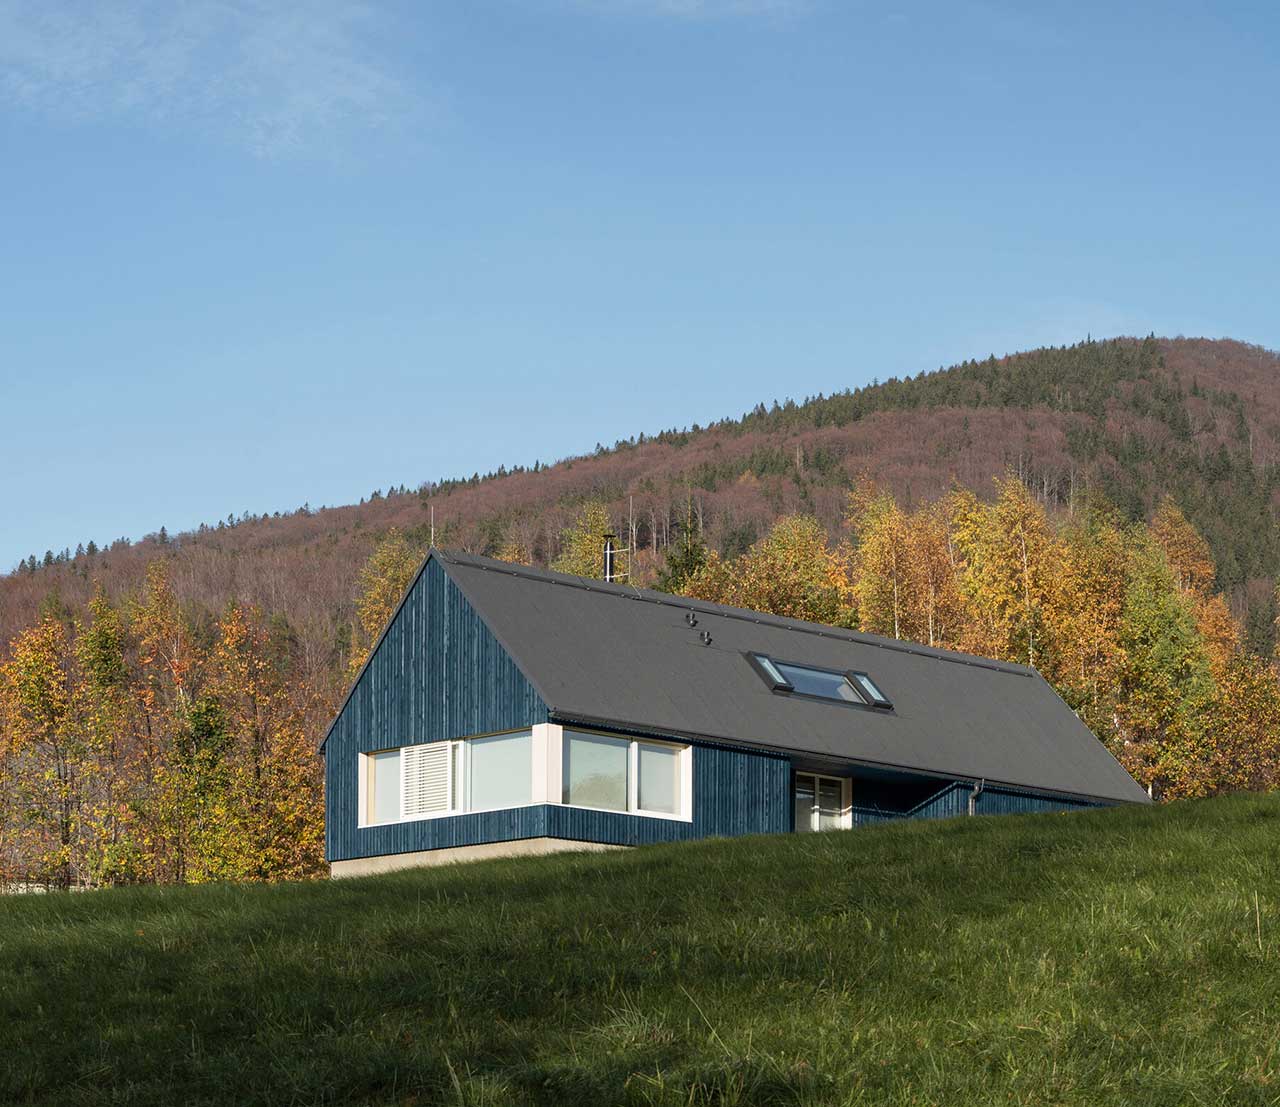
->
[435,551,1149,806]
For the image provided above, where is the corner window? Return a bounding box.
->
[563,732,629,811]
[361,730,533,826]
[749,653,893,710]
[561,730,689,819]
[467,732,533,811]
[361,727,691,827]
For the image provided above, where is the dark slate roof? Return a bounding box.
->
[437,551,1149,806]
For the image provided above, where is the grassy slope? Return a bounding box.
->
[2,795,1278,1107]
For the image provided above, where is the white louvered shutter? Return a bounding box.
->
[401,743,451,818]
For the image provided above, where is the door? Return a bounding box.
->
[794,772,848,832]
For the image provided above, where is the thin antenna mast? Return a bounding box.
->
[628,495,635,582]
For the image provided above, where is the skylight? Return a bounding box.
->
[849,671,892,709]
[749,654,893,710]
[773,660,862,703]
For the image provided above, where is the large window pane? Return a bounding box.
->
[818,778,844,830]
[794,774,816,833]
[638,743,678,814]
[467,732,532,811]
[773,661,861,703]
[370,749,401,824]
[563,731,629,811]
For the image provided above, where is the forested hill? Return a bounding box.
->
[6,334,1280,888]
[4,335,1280,660]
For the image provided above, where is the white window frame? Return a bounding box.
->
[558,726,693,823]
[359,747,405,827]
[359,728,542,827]
[358,724,693,827]
[793,771,853,832]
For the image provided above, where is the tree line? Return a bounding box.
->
[3,472,1279,888]
[673,480,1280,802]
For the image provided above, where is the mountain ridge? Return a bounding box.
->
[5,335,1279,663]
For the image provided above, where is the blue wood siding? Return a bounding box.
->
[975,783,1100,816]
[852,777,1103,828]
[325,558,549,862]
[547,742,792,846]
[331,742,792,861]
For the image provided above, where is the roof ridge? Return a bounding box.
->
[438,549,1035,679]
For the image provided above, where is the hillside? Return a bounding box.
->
[1,794,1277,1106]
[4,336,1280,663]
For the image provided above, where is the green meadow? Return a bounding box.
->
[2,794,1278,1106]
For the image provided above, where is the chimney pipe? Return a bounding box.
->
[603,533,617,582]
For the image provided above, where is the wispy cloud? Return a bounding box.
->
[575,0,812,18]
[0,1,417,157]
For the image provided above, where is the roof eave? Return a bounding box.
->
[545,707,1150,807]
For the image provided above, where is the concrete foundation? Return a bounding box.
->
[329,836,626,878]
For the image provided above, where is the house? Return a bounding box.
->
[323,550,1149,876]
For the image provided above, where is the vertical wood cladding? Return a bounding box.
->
[326,559,792,862]
[326,558,548,862]
[547,742,792,846]
[851,778,1103,828]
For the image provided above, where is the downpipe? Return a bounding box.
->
[968,777,985,817]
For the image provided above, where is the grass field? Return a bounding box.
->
[2,794,1278,1106]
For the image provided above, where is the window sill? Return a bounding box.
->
[558,802,692,823]
[361,801,693,829]
[359,800,543,828]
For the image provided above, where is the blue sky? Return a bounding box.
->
[1,1,1277,571]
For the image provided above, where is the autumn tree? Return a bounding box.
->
[131,560,199,882]
[1207,656,1280,794]
[847,480,909,639]
[1151,498,1216,594]
[1111,534,1216,799]
[552,501,616,579]
[200,604,324,881]
[350,529,421,673]
[495,539,531,566]
[1048,498,1130,726]
[72,586,142,883]
[684,515,854,626]
[947,478,1058,667]
[0,617,78,886]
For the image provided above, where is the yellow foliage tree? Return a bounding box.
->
[202,604,325,881]
[1048,503,1130,722]
[847,482,964,646]
[0,617,78,886]
[552,501,616,579]
[847,480,909,639]
[350,529,422,674]
[947,477,1059,667]
[684,515,854,626]
[1151,498,1216,595]
[496,539,531,566]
